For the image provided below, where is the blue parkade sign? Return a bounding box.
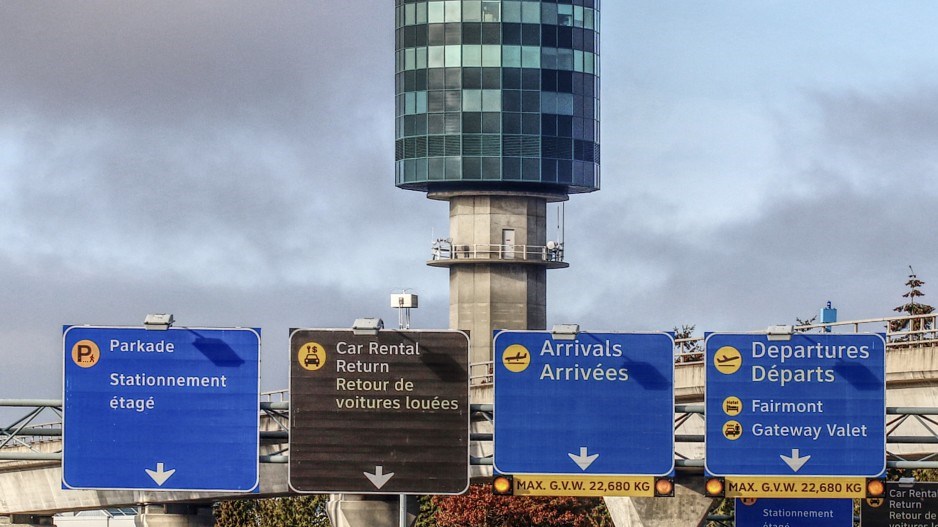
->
[735,498,853,526]
[494,331,674,476]
[706,333,885,477]
[63,326,261,491]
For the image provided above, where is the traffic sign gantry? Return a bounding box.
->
[705,332,885,481]
[62,325,261,491]
[493,331,674,478]
[289,329,469,494]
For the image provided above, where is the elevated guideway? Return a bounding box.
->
[0,393,291,517]
[668,314,938,467]
[1,314,936,523]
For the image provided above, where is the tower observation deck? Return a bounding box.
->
[394,0,601,369]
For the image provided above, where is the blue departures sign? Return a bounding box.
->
[706,333,885,477]
[63,326,261,491]
[494,331,674,476]
[735,498,853,526]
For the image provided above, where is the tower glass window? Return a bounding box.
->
[395,0,600,194]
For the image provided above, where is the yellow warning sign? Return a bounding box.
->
[298,342,326,371]
[725,476,866,498]
[723,420,743,440]
[722,396,743,416]
[502,344,531,373]
[71,340,101,368]
[511,475,656,497]
[713,346,742,374]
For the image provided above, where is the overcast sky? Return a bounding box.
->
[2,1,936,398]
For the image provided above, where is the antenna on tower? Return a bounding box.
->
[390,290,418,330]
[560,202,565,246]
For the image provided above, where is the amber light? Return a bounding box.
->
[866,479,886,498]
[492,475,513,495]
[705,477,725,497]
[654,477,674,497]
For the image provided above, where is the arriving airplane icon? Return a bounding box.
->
[504,351,528,363]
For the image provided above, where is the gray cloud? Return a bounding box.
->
[0,0,447,290]
[2,2,937,404]
[550,86,938,334]
[0,1,392,129]
[0,1,452,399]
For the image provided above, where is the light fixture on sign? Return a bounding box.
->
[766,325,793,341]
[551,324,580,341]
[352,318,385,336]
[704,477,725,498]
[143,313,175,331]
[492,475,513,495]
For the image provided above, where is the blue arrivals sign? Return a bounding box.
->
[705,333,885,477]
[494,331,674,476]
[735,498,853,526]
[63,326,261,491]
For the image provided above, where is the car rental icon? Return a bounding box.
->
[304,347,320,367]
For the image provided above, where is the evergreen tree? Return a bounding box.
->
[215,499,257,527]
[890,267,935,342]
[215,496,330,527]
[414,495,440,527]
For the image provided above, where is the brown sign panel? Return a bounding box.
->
[862,482,938,526]
[289,329,470,494]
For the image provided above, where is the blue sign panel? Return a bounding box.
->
[706,333,885,477]
[736,498,853,526]
[494,331,674,476]
[63,326,261,491]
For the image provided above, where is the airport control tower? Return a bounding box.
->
[394,0,600,371]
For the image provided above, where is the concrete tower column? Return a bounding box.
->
[429,191,568,370]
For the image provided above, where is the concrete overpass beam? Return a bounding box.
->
[604,481,714,527]
[326,495,415,527]
[0,515,53,527]
[133,505,213,527]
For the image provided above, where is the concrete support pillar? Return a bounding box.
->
[451,264,546,365]
[430,192,567,367]
[326,495,415,527]
[0,515,53,527]
[604,481,714,527]
[134,505,214,527]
